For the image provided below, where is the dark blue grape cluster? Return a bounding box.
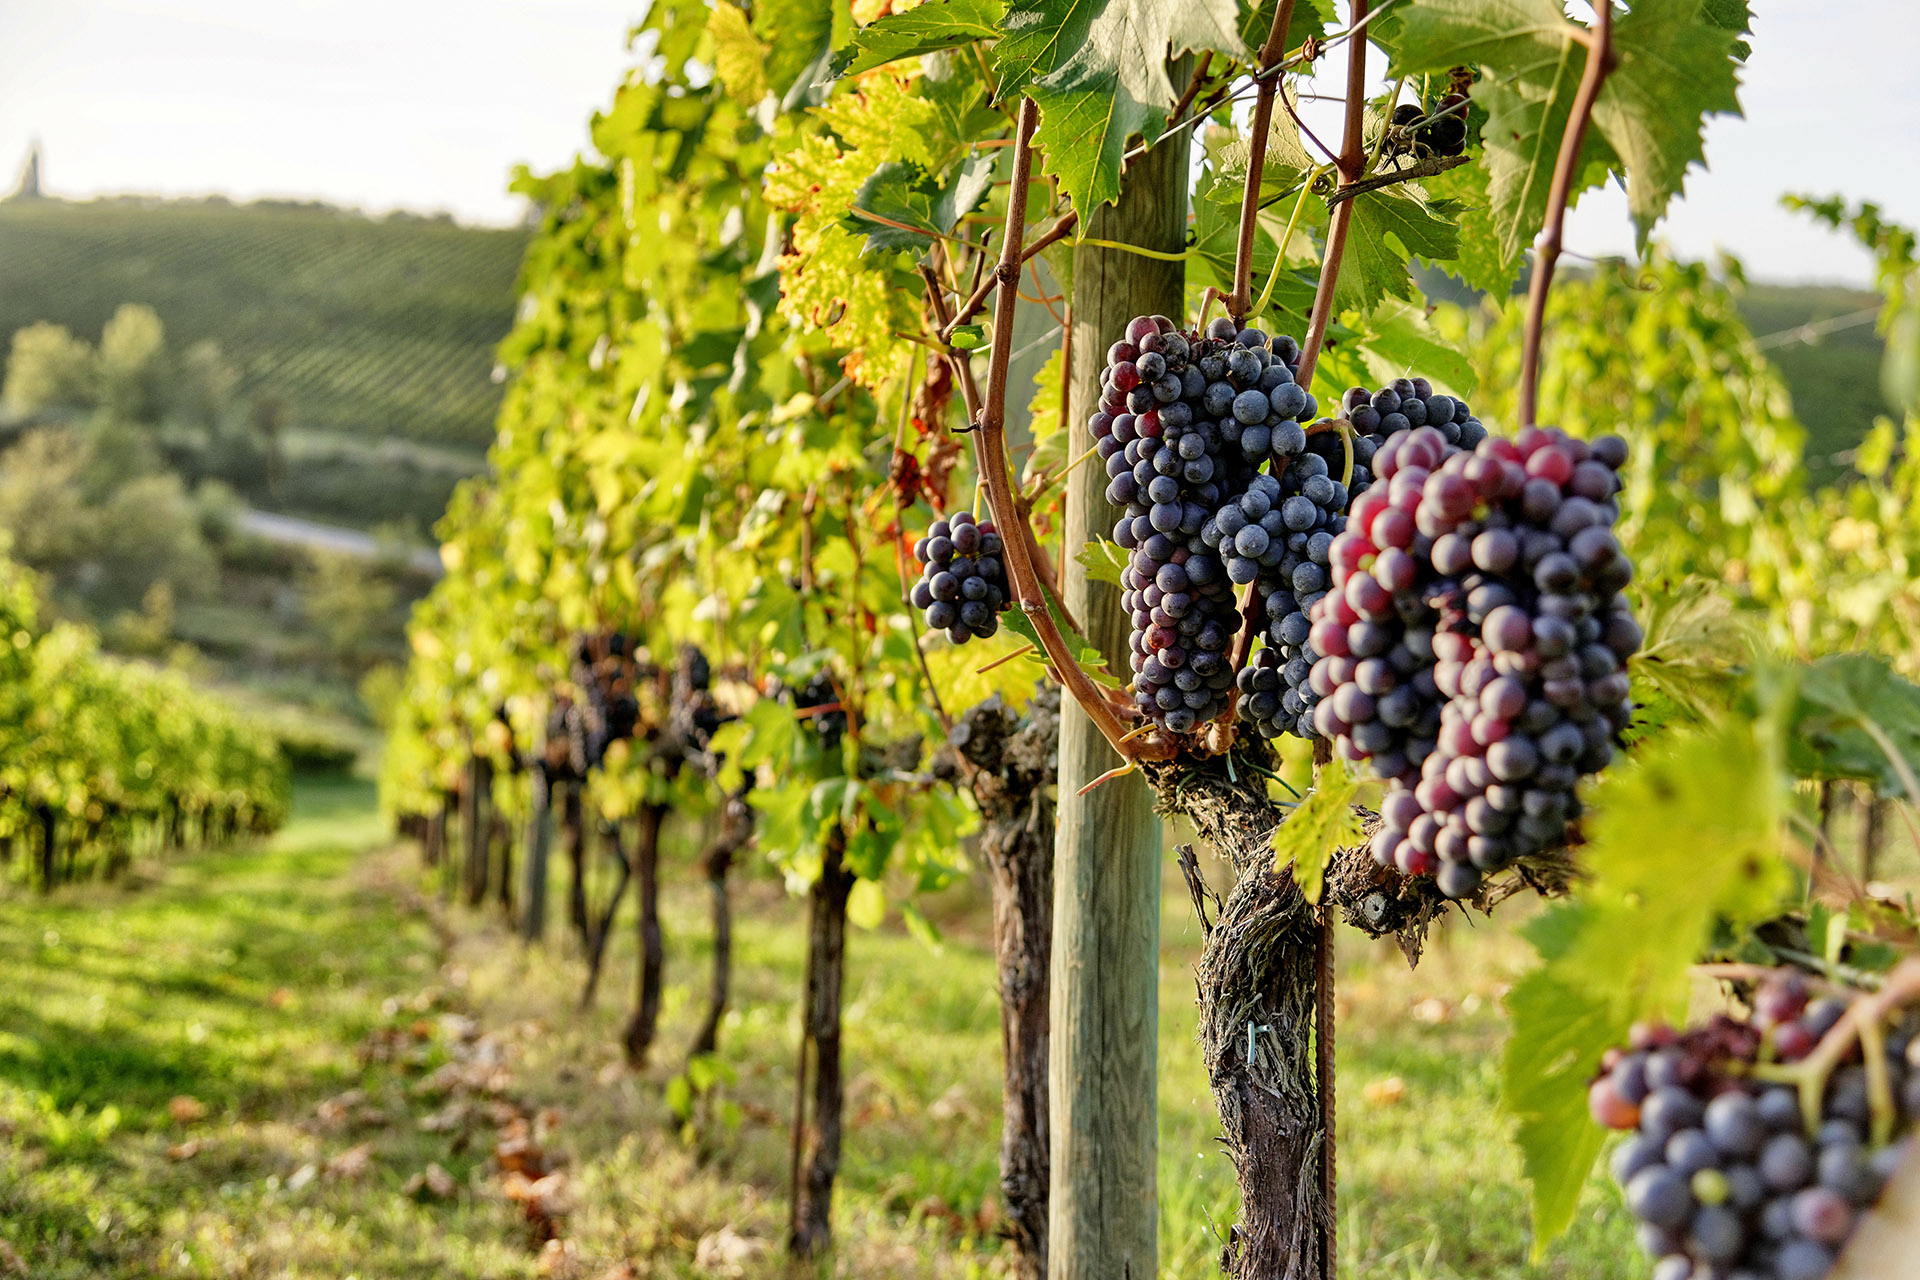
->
[1091,314,1314,736]
[1590,970,1919,1280]
[1229,459,1349,739]
[1341,376,1488,460]
[910,511,1009,644]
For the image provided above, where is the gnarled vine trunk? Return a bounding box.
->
[788,820,853,1259]
[689,790,753,1061]
[521,765,553,943]
[622,801,669,1066]
[944,691,1059,1280]
[580,819,632,1011]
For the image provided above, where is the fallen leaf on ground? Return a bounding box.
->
[0,1238,23,1275]
[1411,996,1451,1024]
[1362,1076,1408,1107]
[286,1163,318,1192]
[167,1140,202,1161]
[267,988,294,1009]
[168,1096,208,1125]
[324,1142,374,1181]
[403,1162,457,1200]
[535,1239,579,1277]
[693,1227,766,1277]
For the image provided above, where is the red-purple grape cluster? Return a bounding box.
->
[551,630,643,774]
[1316,422,1640,898]
[1094,314,1314,735]
[1239,379,1489,742]
[911,510,1010,644]
[1589,971,1918,1280]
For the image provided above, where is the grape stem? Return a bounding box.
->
[1228,0,1301,323]
[1517,0,1616,428]
[1748,957,1920,1144]
[1324,153,1470,206]
[1221,0,1372,728]
[973,98,1166,764]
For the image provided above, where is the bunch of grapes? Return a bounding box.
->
[1589,970,1918,1280]
[1389,92,1469,158]
[558,629,643,773]
[910,511,1010,644]
[1240,379,1485,742]
[1317,422,1639,899]
[1094,314,1314,735]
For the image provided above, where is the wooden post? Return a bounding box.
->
[1049,104,1188,1280]
[462,754,493,907]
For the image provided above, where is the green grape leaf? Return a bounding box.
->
[1588,0,1746,246]
[1236,0,1333,57]
[1023,346,1069,490]
[1387,0,1576,78]
[846,154,998,253]
[1333,187,1460,314]
[1476,70,1616,263]
[1505,724,1789,1255]
[1017,0,1246,216]
[1359,296,1477,397]
[831,0,1007,78]
[1785,653,1920,800]
[755,0,837,102]
[1074,538,1128,587]
[1270,754,1362,903]
[709,3,771,103]
[995,0,1106,92]
[921,629,1044,712]
[1417,152,1524,297]
[1628,578,1750,737]
[950,323,988,350]
[1700,0,1753,59]
[847,877,888,928]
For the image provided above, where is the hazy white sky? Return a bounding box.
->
[2,1,1916,285]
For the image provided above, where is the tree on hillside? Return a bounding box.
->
[1,321,95,416]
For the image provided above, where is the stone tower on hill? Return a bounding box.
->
[12,143,42,199]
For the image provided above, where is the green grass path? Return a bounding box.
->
[0,778,1638,1278]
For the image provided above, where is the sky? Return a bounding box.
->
[1,0,1917,286]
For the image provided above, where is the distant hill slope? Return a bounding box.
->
[0,197,529,452]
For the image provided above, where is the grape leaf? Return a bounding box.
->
[1359,296,1477,397]
[1391,0,1744,252]
[1387,0,1576,78]
[1588,0,1746,245]
[1073,538,1127,587]
[1270,754,1361,903]
[1017,0,1246,215]
[1333,187,1460,314]
[921,629,1043,712]
[1476,70,1616,263]
[1504,724,1789,1255]
[1235,0,1333,57]
[831,0,1007,78]
[995,0,1107,93]
[845,153,998,253]
[755,0,837,103]
[1414,152,1524,298]
[1785,653,1920,800]
[709,3,770,104]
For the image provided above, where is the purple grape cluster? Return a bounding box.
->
[1239,379,1485,742]
[1315,422,1640,899]
[1590,971,1919,1280]
[1093,314,1315,736]
[910,510,1010,644]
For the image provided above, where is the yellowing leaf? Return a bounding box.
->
[1270,754,1363,903]
[847,877,888,929]
[708,3,769,105]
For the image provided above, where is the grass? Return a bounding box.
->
[0,779,1644,1278]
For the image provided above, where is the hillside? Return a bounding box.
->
[0,197,527,456]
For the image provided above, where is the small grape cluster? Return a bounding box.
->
[550,630,643,775]
[910,511,1010,644]
[1589,970,1918,1280]
[1390,92,1469,159]
[1093,314,1314,735]
[1319,422,1639,899]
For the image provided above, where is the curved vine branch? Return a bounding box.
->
[967,98,1159,764]
[1518,0,1616,427]
[1228,0,1300,322]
